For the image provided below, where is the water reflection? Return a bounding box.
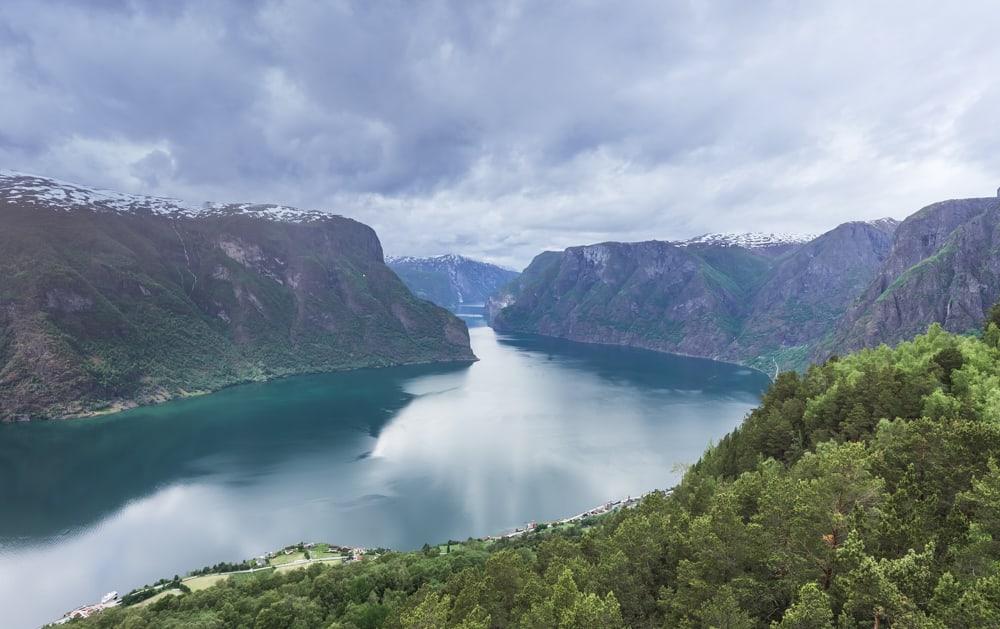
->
[0,326,768,628]
[0,361,468,544]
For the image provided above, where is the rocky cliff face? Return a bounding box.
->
[489,222,899,371]
[489,240,770,362]
[823,197,1000,356]
[0,171,474,420]
[386,254,519,312]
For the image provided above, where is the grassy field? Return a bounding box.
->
[133,589,183,607]
[268,551,307,566]
[231,568,273,582]
[274,560,326,574]
[307,543,342,560]
[437,541,470,554]
[183,574,230,592]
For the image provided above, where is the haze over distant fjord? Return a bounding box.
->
[3,1,1000,267]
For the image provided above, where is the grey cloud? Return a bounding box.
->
[1,0,999,269]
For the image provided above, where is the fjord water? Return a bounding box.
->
[0,323,767,628]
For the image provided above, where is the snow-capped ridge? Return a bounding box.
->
[863,217,900,232]
[0,170,339,223]
[678,231,816,249]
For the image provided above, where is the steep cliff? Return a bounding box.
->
[735,220,897,368]
[824,197,1000,356]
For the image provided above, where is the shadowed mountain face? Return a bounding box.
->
[490,220,903,371]
[387,254,519,312]
[0,172,474,421]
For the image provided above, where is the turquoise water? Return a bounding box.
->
[0,324,768,627]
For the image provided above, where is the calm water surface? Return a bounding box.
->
[0,324,768,627]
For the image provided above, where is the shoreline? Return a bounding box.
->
[3,355,478,425]
[10,325,774,425]
[488,326,776,381]
[51,490,663,626]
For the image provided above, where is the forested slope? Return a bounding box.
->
[71,316,1000,628]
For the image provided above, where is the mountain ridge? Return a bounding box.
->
[821,196,1000,359]
[0,170,336,222]
[676,231,817,254]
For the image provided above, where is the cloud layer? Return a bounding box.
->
[2,0,999,267]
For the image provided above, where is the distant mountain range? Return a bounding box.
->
[387,254,519,312]
[0,171,474,421]
[489,194,1000,373]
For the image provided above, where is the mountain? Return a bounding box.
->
[489,223,899,371]
[386,254,519,312]
[488,240,765,359]
[823,196,1000,357]
[0,171,474,421]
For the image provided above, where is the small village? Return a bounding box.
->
[51,592,121,624]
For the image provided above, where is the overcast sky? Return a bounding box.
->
[2,1,999,268]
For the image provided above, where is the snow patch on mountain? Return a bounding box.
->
[0,170,338,223]
[386,254,520,310]
[863,217,900,233]
[386,254,516,273]
[678,231,816,249]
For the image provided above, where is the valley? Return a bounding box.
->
[7,172,1000,628]
[8,4,1000,626]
